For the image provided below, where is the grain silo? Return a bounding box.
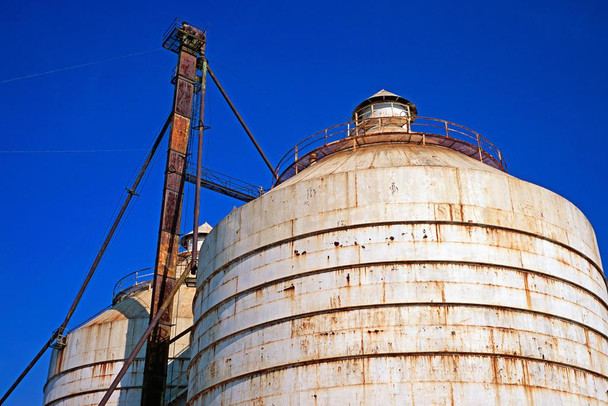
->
[42,225,211,406]
[187,90,608,404]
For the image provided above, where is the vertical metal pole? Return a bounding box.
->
[191,50,208,269]
[476,133,483,162]
[295,145,299,175]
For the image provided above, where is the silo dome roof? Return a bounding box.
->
[180,222,213,249]
[352,89,418,119]
[183,222,213,237]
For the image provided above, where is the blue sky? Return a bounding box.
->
[1,0,606,404]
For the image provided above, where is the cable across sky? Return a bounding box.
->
[0,48,162,84]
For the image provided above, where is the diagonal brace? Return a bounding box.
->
[207,66,278,180]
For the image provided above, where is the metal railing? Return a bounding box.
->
[273,116,506,186]
[112,268,154,304]
[185,162,266,202]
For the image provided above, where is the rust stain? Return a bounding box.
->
[55,348,65,374]
[99,362,107,377]
[449,382,455,406]
[354,171,358,207]
[522,273,532,309]
[521,361,535,406]
[490,356,500,385]
[382,279,386,303]
[282,285,295,295]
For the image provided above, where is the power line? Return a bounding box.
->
[0,114,172,405]
[0,149,148,154]
[1,48,162,84]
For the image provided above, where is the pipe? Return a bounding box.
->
[191,54,208,270]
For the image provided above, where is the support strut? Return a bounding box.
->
[207,66,278,180]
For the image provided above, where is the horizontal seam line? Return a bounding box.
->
[195,220,606,304]
[44,386,144,405]
[187,302,608,370]
[43,356,188,392]
[188,351,608,400]
[192,259,608,330]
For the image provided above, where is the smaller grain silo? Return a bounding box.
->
[43,225,211,406]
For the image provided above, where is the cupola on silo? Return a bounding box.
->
[352,89,418,133]
[180,222,213,253]
[188,92,607,405]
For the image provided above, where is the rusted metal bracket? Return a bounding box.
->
[125,187,140,196]
[49,332,67,350]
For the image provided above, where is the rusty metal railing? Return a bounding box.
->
[185,162,265,202]
[112,268,154,304]
[273,116,507,186]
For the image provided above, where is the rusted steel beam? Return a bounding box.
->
[0,114,171,406]
[207,66,278,180]
[141,23,205,406]
[99,258,193,406]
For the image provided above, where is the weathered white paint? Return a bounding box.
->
[43,261,195,406]
[189,143,607,405]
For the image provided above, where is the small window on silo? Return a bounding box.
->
[358,106,372,119]
[393,103,409,117]
[373,103,393,117]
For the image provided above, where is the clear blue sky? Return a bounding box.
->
[1,0,606,404]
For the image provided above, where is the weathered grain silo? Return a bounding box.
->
[188,91,608,404]
[42,225,211,406]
